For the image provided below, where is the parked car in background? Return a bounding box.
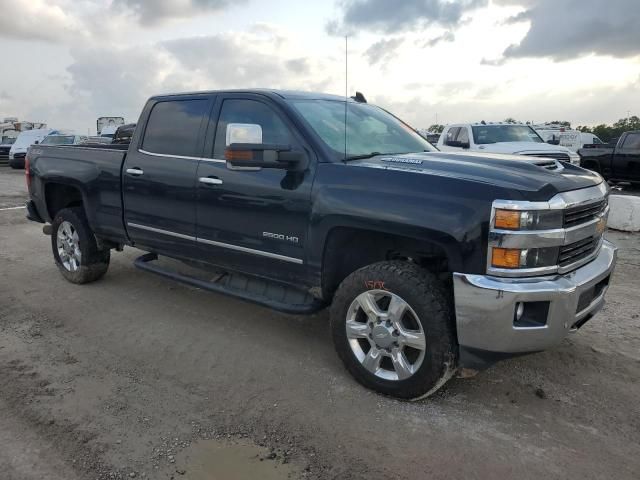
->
[97,117,125,136]
[25,89,616,399]
[112,123,136,144]
[0,135,17,166]
[417,129,441,146]
[9,129,53,168]
[40,134,88,146]
[99,126,119,139]
[0,118,47,165]
[438,122,581,165]
[81,136,113,145]
[579,131,640,184]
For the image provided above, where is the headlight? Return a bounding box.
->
[494,209,563,230]
[491,247,559,269]
[568,152,580,165]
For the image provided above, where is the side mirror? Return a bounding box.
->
[225,143,306,171]
[460,141,470,149]
[34,140,39,145]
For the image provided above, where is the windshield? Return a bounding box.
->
[290,99,436,159]
[41,135,75,145]
[1,136,16,145]
[472,125,543,145]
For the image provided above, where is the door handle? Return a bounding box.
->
[199,177,223,185]
[126,168,144,176]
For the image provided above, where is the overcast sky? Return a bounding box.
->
[0,0,638,134]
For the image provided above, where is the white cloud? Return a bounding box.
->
[0,0,89,43]
[111,0,246,26]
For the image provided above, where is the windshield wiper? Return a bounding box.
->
[343,152,382,162]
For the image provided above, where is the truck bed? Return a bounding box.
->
[28,145,128,243]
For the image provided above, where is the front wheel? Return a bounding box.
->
[330,261,457,400]
[51,207,110,284]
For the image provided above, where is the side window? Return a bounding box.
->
[444,127,460,146]
[457,127,469,144]
[622,133,640,149]
[142,99,209,157]
[213,99,293,158]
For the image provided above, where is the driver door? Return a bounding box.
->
[195,94,315,283]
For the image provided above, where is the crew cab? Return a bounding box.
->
[578,131,640,184]
[25,90,617,399]
[438,122,581,166]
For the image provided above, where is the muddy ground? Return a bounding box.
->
[1,167,639,479]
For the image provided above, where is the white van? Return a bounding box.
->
[9,129,53,168]
[558,131,605,152]
[437,123,581,165]
[534,125,604,152]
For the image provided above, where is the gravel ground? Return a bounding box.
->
[1,166,639,479]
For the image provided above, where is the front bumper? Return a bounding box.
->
[453,240,617,368]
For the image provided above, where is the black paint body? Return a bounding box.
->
[26,90,604,299]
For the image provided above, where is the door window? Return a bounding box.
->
[214,99,293,158]
[456,127,469,145]
[444,127,460,146]
[142,99,209,157]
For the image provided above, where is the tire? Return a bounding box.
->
[51,207,110,284]
[330,261,457,400]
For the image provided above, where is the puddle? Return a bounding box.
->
[175,439,302,480]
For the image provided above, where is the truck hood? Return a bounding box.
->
[349,151,602,200]
[474,142,572,155]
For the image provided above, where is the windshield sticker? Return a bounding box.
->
[380,157,423,165]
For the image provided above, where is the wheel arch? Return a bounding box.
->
[320,226,459,300]
[44,182,86,222]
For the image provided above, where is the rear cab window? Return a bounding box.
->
[142,99,209,157]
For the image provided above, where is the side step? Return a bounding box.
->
[134,253,326,315]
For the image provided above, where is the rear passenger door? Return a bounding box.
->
[123,95,213,256]
[614,132,640,180]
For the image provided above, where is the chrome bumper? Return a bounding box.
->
[453,240,617,357]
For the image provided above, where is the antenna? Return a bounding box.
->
[344,35,348,161]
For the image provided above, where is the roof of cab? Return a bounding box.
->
[149,89,354,103]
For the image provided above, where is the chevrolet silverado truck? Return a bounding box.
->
[24,90,617,399]
[579,130,640,184]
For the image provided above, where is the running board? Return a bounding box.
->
[134,253,326,315]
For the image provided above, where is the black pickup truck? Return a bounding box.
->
[579,130,640,184]
[25,90,617,399]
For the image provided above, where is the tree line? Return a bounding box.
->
[576,116,640,143]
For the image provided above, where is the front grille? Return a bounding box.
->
[524,152,571,162]
[559,236,599,267]
[564,200,606,228]
[0,146,10,164]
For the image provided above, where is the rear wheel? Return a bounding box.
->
[51,207,110,284]
[330,261,457,400]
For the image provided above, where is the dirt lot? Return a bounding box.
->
[1,167,639,479]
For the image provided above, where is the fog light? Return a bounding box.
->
[515,302,524,321]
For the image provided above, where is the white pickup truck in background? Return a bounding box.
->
[437,122,581,165]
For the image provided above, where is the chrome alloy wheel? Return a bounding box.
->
[56,220,82,272]
[345,290,426,381]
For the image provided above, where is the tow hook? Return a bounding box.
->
[43,224,52,236]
